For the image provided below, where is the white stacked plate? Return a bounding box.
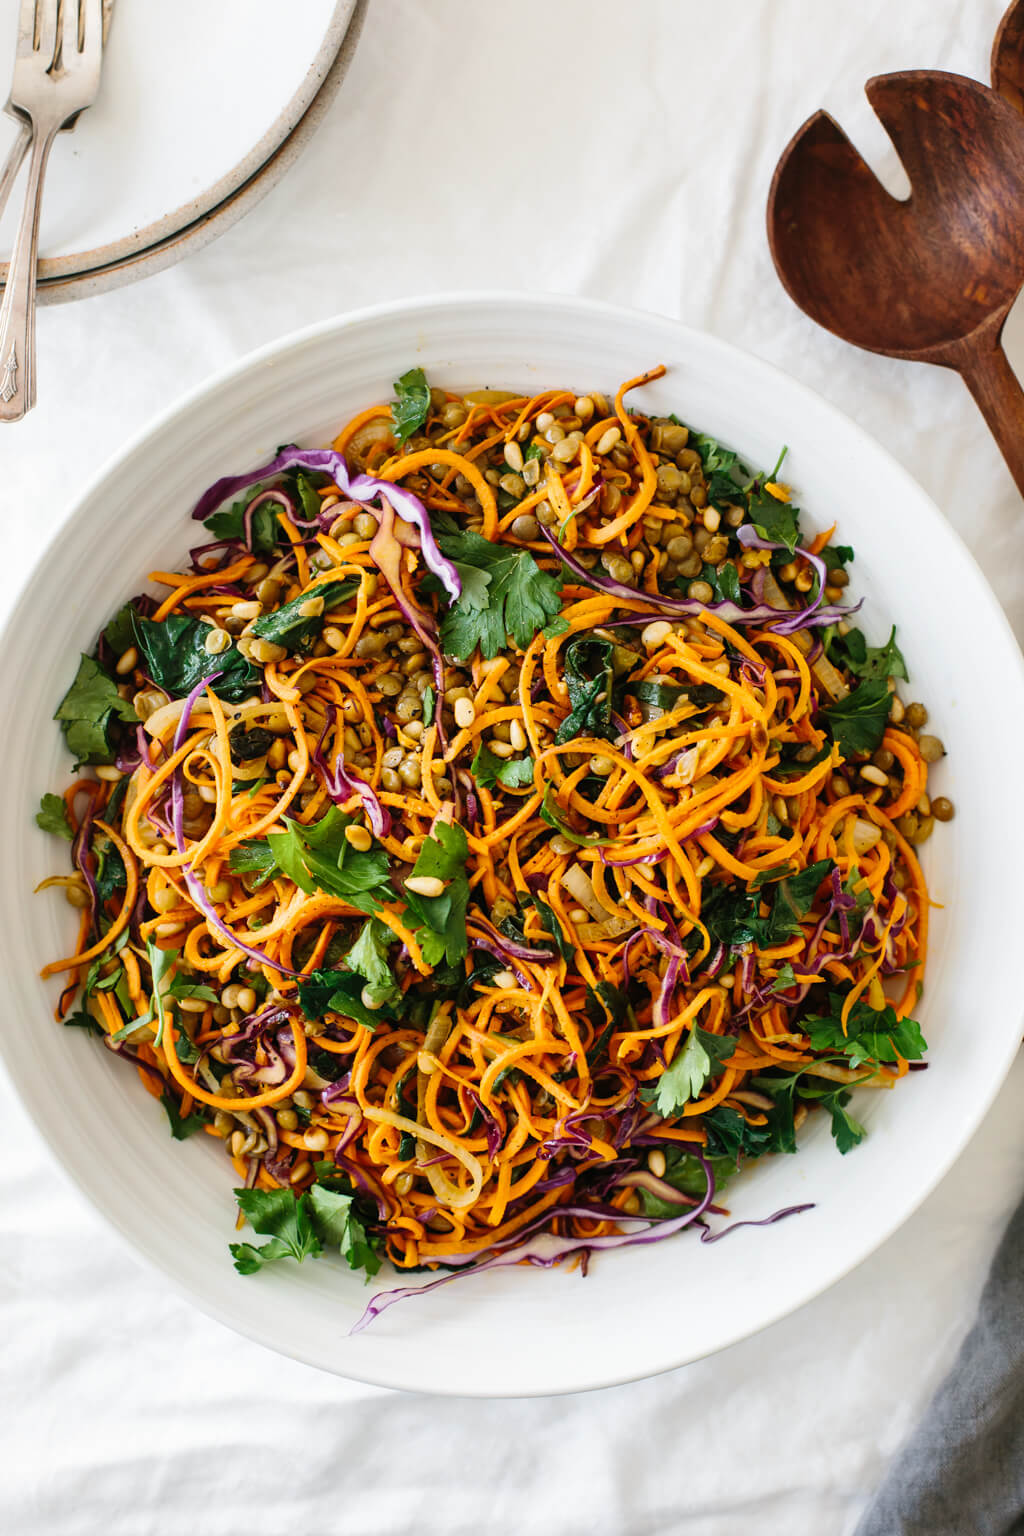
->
[0,0,365,302]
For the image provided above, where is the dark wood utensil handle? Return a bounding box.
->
[955,337,1024,498]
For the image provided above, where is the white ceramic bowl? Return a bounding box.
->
[2,294,1022,1397]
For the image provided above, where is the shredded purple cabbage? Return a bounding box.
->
[191,446,461,600]
[310,706,391,838]
[540,525,859,634]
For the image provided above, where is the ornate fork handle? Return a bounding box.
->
[0,116,58,417]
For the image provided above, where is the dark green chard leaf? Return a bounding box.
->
[528,892,574,964]
[766,859,835,942]
[55,654,139,765]
[538,787,613,847]
[821,544,855,573]
[251,578,358,655]
[700,560,742,605]
[631,679,684,710]
[132,613,260,704]
[36,793,73,840]
[435,527,563,660]
[555,636,622,745]
[643,1026,736,1116]
[402,821,470,967]
[702,1103,782,1160]
[391,367,431,445]
[748,485,800,554]
[827,625,908,684]
[822,678,891,757]
[297,969,386,1031]
[160,1090,207,1141]
[638,1146,740,1216]
[471,743,535,791]
[584,981,630,1067]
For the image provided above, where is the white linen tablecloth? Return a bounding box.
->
[3,3,1024,1532]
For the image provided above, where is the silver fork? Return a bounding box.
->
[0,0,103,421]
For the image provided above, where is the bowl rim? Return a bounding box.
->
[4,289,1023,1396]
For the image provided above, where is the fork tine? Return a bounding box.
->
[61,0,79,56]
[14,0,37,57]
[34,0,58,63]
[79,0,102,62]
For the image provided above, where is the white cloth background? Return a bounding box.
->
[3,2,1024,1532]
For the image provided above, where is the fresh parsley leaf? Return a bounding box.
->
[822,678,891,757]
[748,486,800,554]
[754,1068,869,1156]
[101,602,141,658]
[267,807,395,913]
[771,962,797,993]
[230,1187,323,1273]
[643,1026,736,1115]
[422,686,436,727]
[203,483,284,557]
[168,975,219,1005]
[803,995,927,1069]
[538,787,613,847]
[402,821,470,966]
[251,579,357,655]
[55,654,139,765]
[692,433,749,504]
[36,793,73,840]
[147,939,178,1048]
[62,1008,102,1035]
[307,1184,382,1277]
[228,840,279,886]
[391,367,431,445]
[132,613,259,705]
[819,1089,867,1154]
[471,742,535,790]
[160,1090,207,1140]
[93,837,127,904]
[345,917,403,1011]
[436,529,563,660]
[542,615,571,640]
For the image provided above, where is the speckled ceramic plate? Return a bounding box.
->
[0,0,361,300]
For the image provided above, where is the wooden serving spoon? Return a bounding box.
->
[767,70,1024,496]
[993,0,1024,111]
